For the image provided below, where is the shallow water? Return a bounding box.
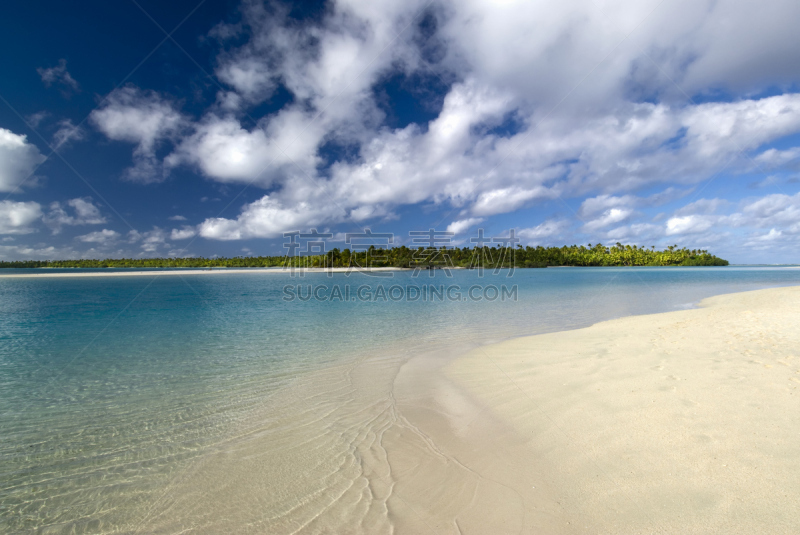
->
[1,266,799,532]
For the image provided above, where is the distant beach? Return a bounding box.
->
[0,267,407,278]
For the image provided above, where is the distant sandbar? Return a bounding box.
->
[0,267,408,278]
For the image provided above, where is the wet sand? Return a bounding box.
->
[133,286,800,533]
[441,285,800,533]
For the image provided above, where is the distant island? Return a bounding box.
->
[0,244,728,269]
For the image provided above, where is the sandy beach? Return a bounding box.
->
[431,285,800,533]
[130,285,800,533]
[0,267,407,278]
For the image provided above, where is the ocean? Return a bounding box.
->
[1,266,799,532]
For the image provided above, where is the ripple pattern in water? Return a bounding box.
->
[1,267,800,532]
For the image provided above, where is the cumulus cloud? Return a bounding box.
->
[754,147,800,169]
[578,195,637,231]
[0,128,46,192]
[579,195,636,218]
[83,0,800,252]
[198,194,341,240]
[76,229,120,244]
[0,244,77,261]
[445,0,800,107]
[91,87,185,183]
[128,227,168,252]
[446,217,484,234]
[518,219,569,243]
[44,198,106,234]
[170,226,197,240]
[616,191,800,260]
[674,198,727,216]
[743,228,784,249]
[184,75,800,241]
[583,208,634,232]
[37,59,80,94]
[666,214,716,235]
[216,56,276,104]
[605,223,663,243]
[0,201,43,234]
[739,192,800,232]
[165,114,323,186]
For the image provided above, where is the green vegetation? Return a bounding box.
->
[0,243,728,269]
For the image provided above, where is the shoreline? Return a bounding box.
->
[431,285,800,533]
[11,282,799,533]
[141,284,800,533]
[1,265,797,280]
[0,267,408,278]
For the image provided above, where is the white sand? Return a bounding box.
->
[132,286,800,533]
[0,267,406,278]
[439,285,800,533]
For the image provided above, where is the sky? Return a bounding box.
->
[1,0,800,263]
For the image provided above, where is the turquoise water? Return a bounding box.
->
[1,266,800,532]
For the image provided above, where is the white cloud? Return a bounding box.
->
[198,195,340,240]
[91,87,185,183]
[27,111,50,128]
[143,229,167,252]
[37,59,80,93]
[446,217,484,234]
[216,56,276,103]
[579,195,638,231]
[44,198,106,234]
[0,244,77,261]
[739,192,800,232]
[674,198,727,216]
[583,207,634,231]
[0,128,46,192]
[518,219,569,242]
[82,0,800,256]
[0,201,43,234]
[170,226,197,240]
[444,0,800,107]
[578,195,636,217]
[191,83,800,239]
[605,223,663,243]
[128,227,168,252]
[52,119,84,149]
[76,229,120,244]
[665,215,716,235]
[745,228,782,244]
[168,215,187,221]
[215,90,244,112]
[165,115,317,185]
[69,198,105,222]
[754,147,800,169]
[471,186,553,217]
[597,192,800,259]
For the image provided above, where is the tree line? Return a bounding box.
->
[0,243,728,269]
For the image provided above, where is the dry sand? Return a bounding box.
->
[131,286,800,533]
[437,285,800,533]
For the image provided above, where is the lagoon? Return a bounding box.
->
[2,266,800,532]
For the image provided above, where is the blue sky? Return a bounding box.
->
[1,0,800,263]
